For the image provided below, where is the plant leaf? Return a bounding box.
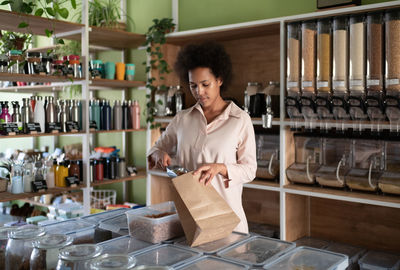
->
[34,8,43,17]
[57,39,65,45]
[46,0,52,4]
[58,8,69,19]
[46,7,55,17]
[45,29,53,37]
[71,0,76,9]
[18,22,29,28]
[0,1,10,5]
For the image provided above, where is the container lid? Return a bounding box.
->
[0,226,16,240]
[43,219,95,235]
[133,266,173,270]
[81,208,129,225]
[359,251,400,270]
[325,242,366,265]
[216,236,296,267]
[59,244,103,261]
[294,237,330,249]
[262,246,349,270]
[9,225,46,240]
[175,232,250,254]
[176,255,249,270]
[33,234,73,249]
[89,254,136,270]
[99,213,129,233]
[93,59,103,64]
[98,235,152,255]
[126,201,178,222]
[131,244,202,268]
[126,64,135,67]
[9,50,22,55]
[54,60,63,65]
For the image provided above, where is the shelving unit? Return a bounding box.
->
[91,169,146,187]
[90,128,146,134]
[146,0,400,254]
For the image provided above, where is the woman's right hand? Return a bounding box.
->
[148,150,172,170]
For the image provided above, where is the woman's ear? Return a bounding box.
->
[217,77,223,87]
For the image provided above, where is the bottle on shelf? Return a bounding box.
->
[132,100,140,130]
[33,96,45,133]
[11,163,23,194]
[113,100,122,130]
[23,161,34,193]
[58,100,69,133]
[70,100,80,124]
[21,98,31,134]
[45,159,55,188]
[46,96,57,130]
[122,100,129,129]
[78,100,83,130]
[0,101,12,123]
[102,100,112,130]
[11,101,22,132]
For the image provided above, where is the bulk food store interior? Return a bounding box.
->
[1,0,400,269]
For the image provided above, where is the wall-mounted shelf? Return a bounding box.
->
[90,78,145,90]
[0,73,84,84]
[0,131,85,139]
[90,128,146,134]
[91,169,146,187]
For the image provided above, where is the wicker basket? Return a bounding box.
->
[0,177,8,193]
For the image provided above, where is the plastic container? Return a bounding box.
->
[175,255,249,270]
[98,235,153,255]
[30,234,73,270]
[379,140,400,195]
[358,250,400,270]
[263,246,349,270]
[132,267,172,270]
[42,219,96,244]
[385,9,400,94]
[99,213,129,236]
[26,215,48,225]
[174,232,250,255]
[56,244,103,270]
[56,202,84,218]
[126,201,183,243]
[255,134,280,180]
[129,244,202,268]
[366,12,384,93]
[89,254,137,270]
[349,15,366,93]
[216,235,296,267]
[325,242,366,270]
[287,22,301,94]
[301,21,317,94]
[294,236,330,249]
[317,18,332,93]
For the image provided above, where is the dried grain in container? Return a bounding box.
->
[301,21,317,94]
[216,235,295,267]
[42,219,96,244]
[175,255,249,270]
[366,12,384,93]
[126,201,183,244]
[294,236,330,249]
[89,254,137,270]
[287,22,302,94]
[317,18,332,93]
[0,226,16,270]
[263,246,349,270]
[385,9,400,94]
[56,244,102,270]
[358,250,400,270]
[325,242,366,270]
[98,235,153,255]
[129,244,202,268]
[349,15,366,94]
[333,16,349,93]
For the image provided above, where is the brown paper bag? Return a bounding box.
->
[171,171,240,247]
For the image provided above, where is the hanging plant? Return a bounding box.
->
[143,18,175,129]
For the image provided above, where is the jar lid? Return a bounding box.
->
[63,56,68,61]
[68,55,80,60]
[126,63,135,67]
[10,225,45,240]
[9,50,22,55]
[93,60,103,64]
[0,226,17,240]
[33,234,73,249]
[89,254,136,270]
[59,244,102,261]
[27,52,41,58]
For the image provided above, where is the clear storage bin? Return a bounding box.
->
[286,135,321,184]
[126,202,183,244]
[56,244,103,270]
[130,244,202,268]
[385,9,400,94]
[89,254,137,270]
[98,235,152,255]
[317,18,332,93]
[256,134,279,180]
[99,213,129,236]
[174,232,250,255]
[55,202,84,218]
[263,246,349,270]
[349,15,366,93]
[42,219,96,244]
[294,236,330,249]
[287,22,301,94]
[358,250,400,270]
[175,255,249,270]
[325,242,366,270]
[315,137,352,188]
[301,21,317,94]
[333,16,349,93]
[379,140,400,195]
[216,235,295,267]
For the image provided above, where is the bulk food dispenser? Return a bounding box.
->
[255,134,279,181]
[286,134,321,184]
[378,139,400,195]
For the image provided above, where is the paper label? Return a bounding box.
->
[367,79,380,86]
[302,81,313,87]
[317,81,329,88]
[333,81,346,88]
[350,80,363,86]
[386,79,400,85]
[287,81,298,88]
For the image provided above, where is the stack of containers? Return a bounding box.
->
[41,219,96,244]
[99,212,130,236]
[325,242,366,270]
[358,251,400,270]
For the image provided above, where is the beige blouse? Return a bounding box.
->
[147,101,257,233]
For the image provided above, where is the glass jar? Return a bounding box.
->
[154,86,168,117]
[0,54,8,73]
[317,19,332,94]
[349,15,366,93]
[0,227,16,269]
[385,9,400,94]
[41,53,54,75]
[56,244,102,270]
[11,163,23,194]
[366,12,384,94]
[8,50,23,74]
[5,225,46,270]
[26,52,42,75]
[69,160,80,181]
[30,234,73,270]
[301,21,317,94]
[287,22,301,95]
[89,254,136,270]
[332,16,349,94]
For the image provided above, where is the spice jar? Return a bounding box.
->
[8,50,23,74]
[385,9,400,94]
[89,254,136,270]
[56,244,102,270]
[349,15,366,93]
[0,54,8,73]
[301,21,317,94]
[287,22,301,95]
[0,227,16,269]
[30,234,73,270]
[69,160,80,181]
[332,16,349,94]
[317,19,332,94]
[5,225,46,270]
[27,52,44,75]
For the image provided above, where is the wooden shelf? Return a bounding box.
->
[21,199,51,208]
[0,73,84,84]
[91,170,146,187]
[284,184,400,209]
[0,131,84,139]
[283,118,392,130]
[90,78,145,89]
[0,9,83,38]
[0,185,85,203]
[90,128,146,134]
[244,180,280,192]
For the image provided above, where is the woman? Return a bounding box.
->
[147,42,256,233]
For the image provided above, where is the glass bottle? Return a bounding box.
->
[68,160,80,181]
[56,244,102,270]
[11,163,23,194]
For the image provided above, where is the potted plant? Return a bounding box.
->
[143,18,175,128]
[0,31,32,54]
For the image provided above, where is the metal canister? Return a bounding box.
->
[110,157,117,180]
[113,100,122,130]
[118,157,126,178]
[70,100,79,123]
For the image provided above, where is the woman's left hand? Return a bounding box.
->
[193,163,227,186]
